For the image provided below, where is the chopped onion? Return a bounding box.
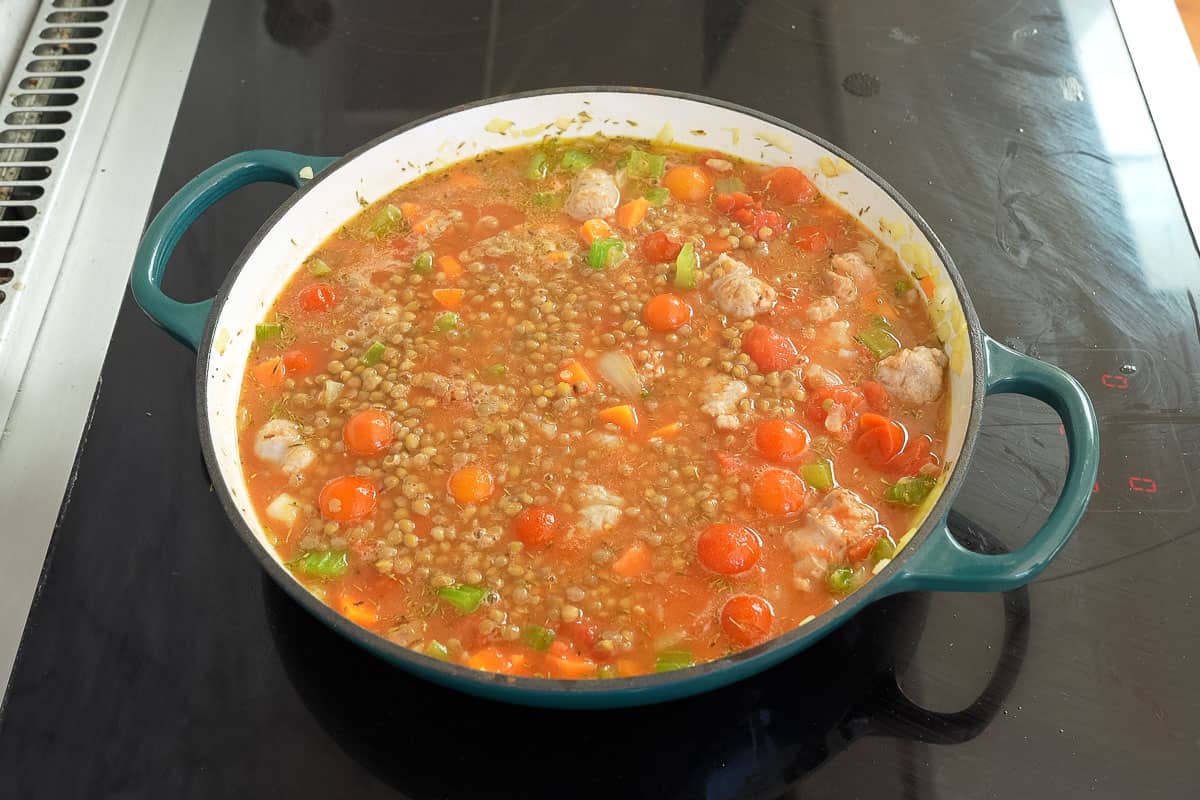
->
[597,351,643,399]
[485,118,514,134]
[322,380,344,406]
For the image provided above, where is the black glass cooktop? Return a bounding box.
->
[3,1,1199,797]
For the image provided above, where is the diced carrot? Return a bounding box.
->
[705,234,732,253]
[339,596,379,628]
[662,165,712,203]
[855,417,907,467]
[558,359,595,393]
[253,356,287,387]
[411,215,433,235]
[432,287,465,309]
[649,422,681,440]
[438,255,463,279]
[548,653,598,678]
[545,251,569,262]
[468,647,529,675]
[859,412,890,430]
[616,659,641,677]
[399,201,421,218]
[615,197,649,229]
[581,218,612,244]
[612,541,652,577]
[448,466,494,504]
[598,404,639,433]
[282,349,313,374]
[919,275,936,298]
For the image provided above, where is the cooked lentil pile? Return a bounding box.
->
[239,137,949,678]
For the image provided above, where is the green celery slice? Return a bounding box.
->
[291,550,348,579]
[524,152,549,180]
[886,474,937,506]
[361,341,386,366]
[255,323,283,343]
[828,566,855,594]
[413,250,434,274]
[308,258,332,277]
[368,203,407,239]
[520,624,555,652]
[560,149,594,171]
[674,242,698,289]
[855,326,900,359]
[801,459,834,490]
[627,148,666,180]
[715,176,745,194]
[644,187,670,207]
[654,649,695,673]
[438,584,487,613]
[588,237,626,270]
[426,640,452,661]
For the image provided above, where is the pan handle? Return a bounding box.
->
[880,336,1099,594]
[130,150,337,351]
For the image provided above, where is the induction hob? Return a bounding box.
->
[2,1,1198,797]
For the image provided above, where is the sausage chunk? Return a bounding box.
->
[563,168,620,221]
[577,484,625,532]
[707,254,777,319]
[786,488,878,590]
[254,419,315,474]
[699,374,749,430]
[874,346,948,405]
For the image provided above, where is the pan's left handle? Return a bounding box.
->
[131,149,338,351]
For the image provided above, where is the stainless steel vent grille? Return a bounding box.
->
[0,0,150,435]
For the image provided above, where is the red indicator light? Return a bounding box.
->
[1101,373,1129,390]
[1093,481,1099,494]
[1128,476,1157,494]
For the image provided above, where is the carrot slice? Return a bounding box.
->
[581,218,612,244]
[558,359,595,393]
[649,422,682,440]
[919,275,936,298]
[855,416,908,466]
[339,596,379,628]
[253,356,287,387]
[438,255,463,279]
[448,170,482,189]
[448,466,494,504]
[612,541,652,577]
[616,197,649,229]
[548,653,598,678]
[598,404,639,433]
[705,234,732,253]
[432,287,465,309]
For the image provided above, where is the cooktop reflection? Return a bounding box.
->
[1,1,1198,798]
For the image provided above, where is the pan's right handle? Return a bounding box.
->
[130,149,337,351]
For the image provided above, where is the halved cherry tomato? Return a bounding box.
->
[319,476,378,522]
[762,166,817,204]
[755,419,810,463]
[751,468,809,516]
[513,506,559,548]
[298,283,338,312]
[643,293,693,331]
[641,230,683,263]
[721,595,775,645]
[343,409,394,456]
[741,325,799,372]
[806,385,867,432]
[697,523,762,574]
